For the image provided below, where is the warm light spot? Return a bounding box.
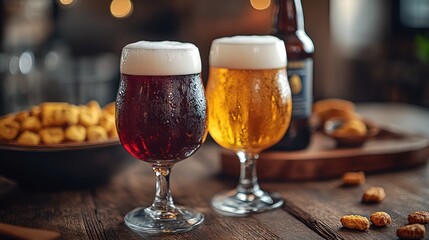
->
[250,0,271,10]
[111,0,133,18]
[58,0,75,6]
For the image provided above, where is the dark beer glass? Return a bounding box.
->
[116,41,207,233]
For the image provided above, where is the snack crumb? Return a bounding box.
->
[408,211,429,224]
[370,211,391,227]
[396,224,425,240]
[342,171,365,186]
[362,187,385,203]
[340,215,370,231]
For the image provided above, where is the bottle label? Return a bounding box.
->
[287,59,313,119]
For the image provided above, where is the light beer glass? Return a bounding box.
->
[116,41,207,233]
[207,36,291,215]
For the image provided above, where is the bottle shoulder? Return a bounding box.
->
[297,30,314,52]
[275,31,314,58]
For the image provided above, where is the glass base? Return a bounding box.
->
[124,206,204,234]
[211,190,284,216]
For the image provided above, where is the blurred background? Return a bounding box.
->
[0,0,428,115]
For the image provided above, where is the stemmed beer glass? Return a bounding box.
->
[206,36,292,216]
[116,41,207,233]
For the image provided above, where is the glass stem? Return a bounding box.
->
[150,165,176,219]
[236,151,262,201]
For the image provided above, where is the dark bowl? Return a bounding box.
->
[323,119,380,147]
[0,139,133,190]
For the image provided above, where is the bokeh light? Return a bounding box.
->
[58,0,75,7]
[250,0,271,10]
[110,0,133,18]
[19,52,34,75]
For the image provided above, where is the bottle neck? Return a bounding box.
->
[275,0,305,33]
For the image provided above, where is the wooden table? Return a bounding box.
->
[0,103,428,240]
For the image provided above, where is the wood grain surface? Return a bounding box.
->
[220,131,429,180]
[0,103,428,240]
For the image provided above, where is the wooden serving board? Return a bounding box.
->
[220,129,429,181]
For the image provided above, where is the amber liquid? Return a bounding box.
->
[116,73,207,163]
[206,67,292,153]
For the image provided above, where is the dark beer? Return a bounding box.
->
[271,0,315,151]
[116,41,206,233]
[116,73,207,163]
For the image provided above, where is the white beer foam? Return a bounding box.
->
[121,41,201,76]
[210,35,287,69]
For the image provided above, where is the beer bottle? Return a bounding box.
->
[271,0,314,151]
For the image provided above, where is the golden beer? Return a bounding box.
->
[207,67,291,153]
[208,35,290,216]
